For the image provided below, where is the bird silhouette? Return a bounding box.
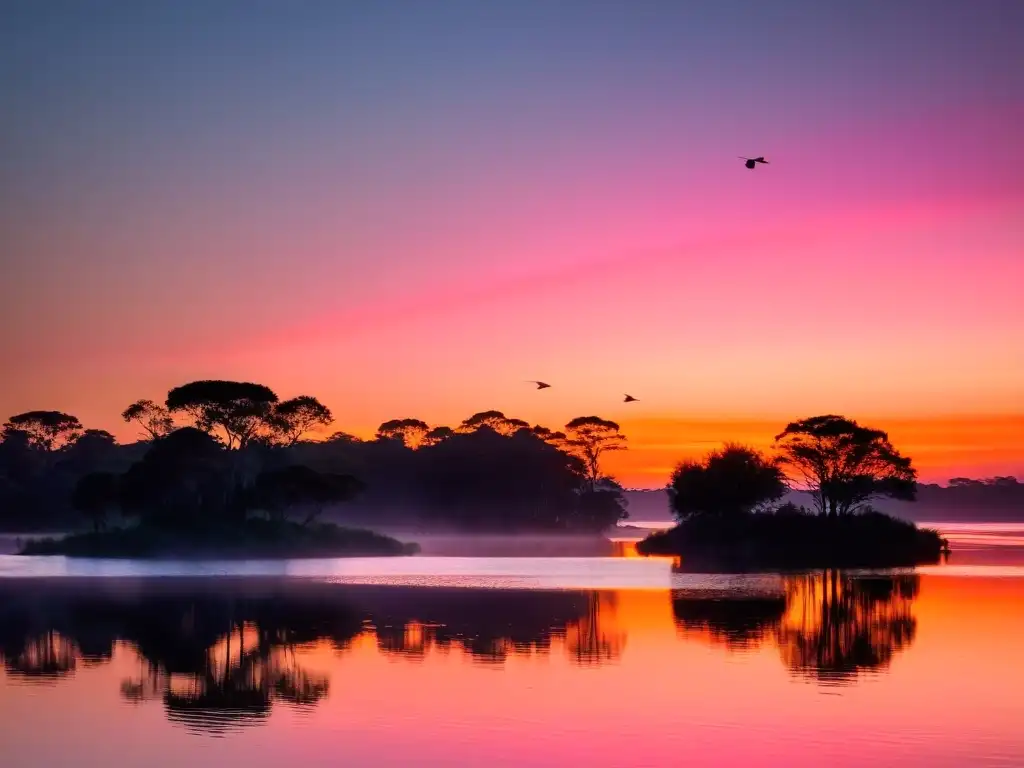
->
[739,156,769,169]
[528,381,552,390]
[624,394,638,403]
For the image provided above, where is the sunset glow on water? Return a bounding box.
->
[2,528,1024,767]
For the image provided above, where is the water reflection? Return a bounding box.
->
[0,581,628,734]
[0,573,922,736]
[366,588,624,665]
[672,571,920,684]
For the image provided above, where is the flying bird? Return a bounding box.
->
[528,381,552,390]
[739,156,769,169]
[623,394,638,403]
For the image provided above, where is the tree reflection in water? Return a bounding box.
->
[126,621,335,735]
[364,588,624,666]
[779,572,918,683]
[1,631,80,682]
[0,581,626,735]
[672,571,920,683]
[0,572,918,738]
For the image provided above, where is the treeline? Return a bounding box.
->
[0,379,628,533]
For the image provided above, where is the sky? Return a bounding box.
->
[1,0,1022,487]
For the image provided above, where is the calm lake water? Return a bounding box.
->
[1,522,1022,767]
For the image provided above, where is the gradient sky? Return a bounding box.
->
[2,0,1022,486]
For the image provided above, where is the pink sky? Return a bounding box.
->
[2,3,1022,486]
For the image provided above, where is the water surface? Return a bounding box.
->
[1,522,1022,767]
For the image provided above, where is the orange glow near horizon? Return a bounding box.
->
[3,12,1023,488]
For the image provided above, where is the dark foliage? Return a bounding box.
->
[411,426,625,530]
[669,444,787,520]
[269,396,333,445]
[2,374,630,535]
[563,416,627,484]
[71,471,120,531]
[253,464,364,524]
[166,380,279,449]
[376,418,430,446]
[119,427,229,528]
[2,410,82,451]
[121,399,175,440]
[775,415,917,516]
[637,508,947,569]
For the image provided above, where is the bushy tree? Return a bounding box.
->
[166,381,279,450]
[458,411,529,436]
[2,411,82,451]
[669,444,787,521]
[376,418,430,447]
[271,396,333,445]
[775,415,917,516]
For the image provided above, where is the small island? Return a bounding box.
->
[3,380,629,558]
[8,390,421,559]
[636,417,949,569]
[20,519,417,559]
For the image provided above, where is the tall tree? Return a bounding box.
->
[563,416,627,484]
[669,445,787,520]
[271,396,333,445]
[774,415,917,516]
[1,411,82,451]
[122,399,175,440]
[166,380,278,450]
[376,418,430,447]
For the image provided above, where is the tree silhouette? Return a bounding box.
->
[669,444,787,520]
[459,411,529,436]
[775,415,917,516]
[563,416,626,485]
[376,418,431,447]
[422,426,455,446]
[166,381,279,450]
[2,411,82,451]
[122,399,175,440]
[270,396,333,445]
[529,425,567,443]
